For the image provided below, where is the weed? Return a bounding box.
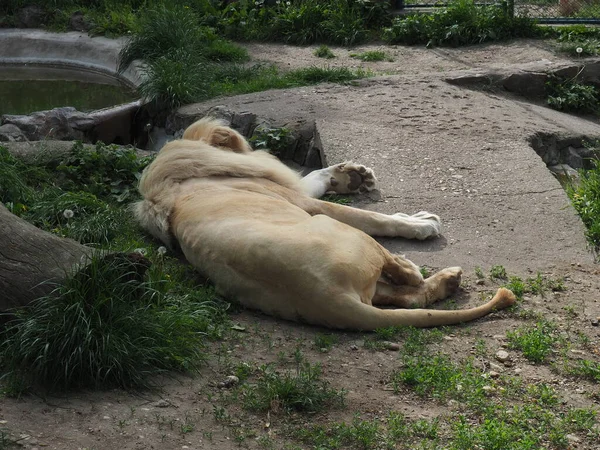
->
[546,74,600,115]
[249,126,292,156]
[474,266,485,279]
[314,45,336,59]
[506,320,561,363]
[55,141,150,203]
[242,361,345,412]
[567,157,600,250]
[351,50,391,61]
[322,194,352,205]
[489,265,508,280]
[314,333,338,352]
[420,266,431,278]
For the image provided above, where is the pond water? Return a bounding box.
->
[0,65,137,116]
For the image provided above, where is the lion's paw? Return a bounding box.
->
[392,211,442,240]
[326,162,378,194]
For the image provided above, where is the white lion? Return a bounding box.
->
[135,118,515,330]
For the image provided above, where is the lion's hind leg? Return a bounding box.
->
[374,267,463,309]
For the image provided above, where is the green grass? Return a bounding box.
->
[314,333,339,352]
[351,50,392,62]
[382,0,539,47]
[314,45,336,59]
[506,320,562,363]
[489,265,508,280]
[242,360,345,412]
[567,157,600,251]
[0,252,225,391]
[0,142,235,393]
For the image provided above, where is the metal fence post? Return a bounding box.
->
[506,0,514,18]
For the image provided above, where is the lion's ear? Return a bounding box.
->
[211,127,252,153]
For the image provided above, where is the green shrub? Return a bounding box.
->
[55,141,150,203]
[546,75,600,115]
[0,253,220,391]
[567,158,600,249]
[219,0,375,46]
[383,0,538,47]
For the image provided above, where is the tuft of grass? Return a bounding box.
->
[489,265,508,280]
[314,45,336,59]
[0,252,225,392]
[314,333,339,352]
[242,361,345,413]
[286,66,369,85]
[506,320,562,363]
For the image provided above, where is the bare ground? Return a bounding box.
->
[3,40,600,450]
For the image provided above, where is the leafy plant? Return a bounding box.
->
[567,157,600,251]
[489,265,508,280]
[383,0,538,47]
[249,126,292,156]
[55,141,150,203]
[546,75,600,114]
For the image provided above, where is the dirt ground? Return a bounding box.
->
[3,40,600,450]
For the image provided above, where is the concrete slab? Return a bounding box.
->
[175,71,600,273]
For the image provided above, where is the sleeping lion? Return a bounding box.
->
[134,117,516,330]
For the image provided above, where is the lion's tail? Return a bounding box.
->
[328,288,516,330]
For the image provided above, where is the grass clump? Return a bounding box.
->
[314,45,336,59]
[383,0,538,47]
[242,360,345,412]
[506,320,562,363]
[351,50,391,61]
[0,253,223,392]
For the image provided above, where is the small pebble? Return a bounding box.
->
[495,350,510,363]
[592,318,599,327]
[218,375,240,389]
[382,341,400,351]
[350,344,359,351]
[476,279,485,285]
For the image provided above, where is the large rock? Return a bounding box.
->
[2,102,140,144]
[2,107,94,141]
[0,123,27,142]
[69,11,92,32]
[166,105,326,169]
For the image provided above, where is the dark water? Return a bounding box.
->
[0,65,137,116]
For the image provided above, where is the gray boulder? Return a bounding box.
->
[0,123,27,142]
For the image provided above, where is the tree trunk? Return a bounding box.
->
[0,204,91,311]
